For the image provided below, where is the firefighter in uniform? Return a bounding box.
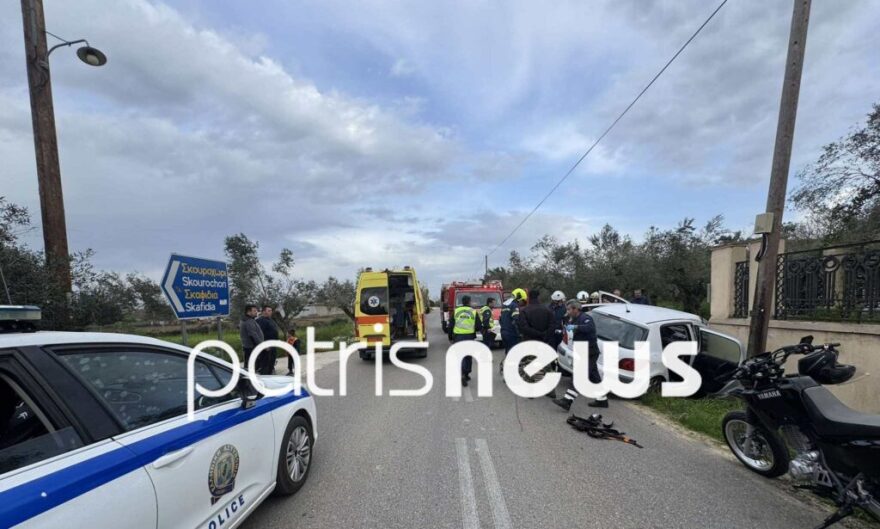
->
[450,294,482,386]
[498,288,527,372]
[479,297,496,349]
[576,290,591,311]
[549,290,567,348]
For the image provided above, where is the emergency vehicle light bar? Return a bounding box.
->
[0,305,41,333]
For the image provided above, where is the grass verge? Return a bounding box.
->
[637,392,742,443]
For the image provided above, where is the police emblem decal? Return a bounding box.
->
[209,444,240,505]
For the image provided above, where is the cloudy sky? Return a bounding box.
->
[2,0,878,293]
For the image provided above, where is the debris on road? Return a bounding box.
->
[567,414,644,448]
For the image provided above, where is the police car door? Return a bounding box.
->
[56,346,275,529]
[0,350,157,529]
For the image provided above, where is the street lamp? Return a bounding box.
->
[76,45,108,67]
[46,32,108,66]
[20,0,107,327]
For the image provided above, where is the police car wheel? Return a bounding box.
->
[274,416,313,496]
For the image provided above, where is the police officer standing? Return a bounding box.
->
[553,299,608,410]
[479,297,496,349]
[498,288,526,372]
[449,294,482,386]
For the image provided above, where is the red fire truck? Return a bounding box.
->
[440,280,504,344]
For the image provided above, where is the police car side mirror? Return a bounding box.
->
[238,377,260,410]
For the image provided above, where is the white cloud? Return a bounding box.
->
[390,58,416,77]
[521,122,626,174]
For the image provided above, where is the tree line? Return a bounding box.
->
[486,217,742,316]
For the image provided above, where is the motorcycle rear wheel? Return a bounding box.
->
[722,411,789,478]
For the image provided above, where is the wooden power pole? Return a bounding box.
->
[747,0,811,356]
[20,0,73,310]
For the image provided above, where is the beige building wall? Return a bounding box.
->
[710,241,880,414]
[711,318,880,413]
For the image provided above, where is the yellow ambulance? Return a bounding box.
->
[354,266,427,360]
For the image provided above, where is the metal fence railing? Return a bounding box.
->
[733,260,749,318]
[774,240,880,322]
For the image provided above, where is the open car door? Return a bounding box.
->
[693,327,746,395]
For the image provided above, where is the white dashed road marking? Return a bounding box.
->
[475,438,513,529]
[455,438,514,529]
[455,438,480,529]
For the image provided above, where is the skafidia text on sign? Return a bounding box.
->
[161,254,230,320]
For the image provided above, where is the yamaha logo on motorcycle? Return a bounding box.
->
[721,336,880,529]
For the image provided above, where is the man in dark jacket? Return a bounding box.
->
[553,299,608,410]
[285,327,302,377]
[256,305,280,375]
[239,304,264,368]
[479,297,496,348]
[631,289,651,305]
[516,290,556,346]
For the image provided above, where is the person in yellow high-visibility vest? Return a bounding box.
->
[450,294,482,387]
[479,297,496,348]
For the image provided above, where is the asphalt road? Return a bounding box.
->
[242,313,843,529]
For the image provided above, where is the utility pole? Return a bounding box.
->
[484,255,488,279]
[748,0,811,356]
[21,0,72,322]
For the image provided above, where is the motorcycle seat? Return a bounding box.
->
[803,386,880,438]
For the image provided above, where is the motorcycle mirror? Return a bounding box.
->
[800,335,814,345]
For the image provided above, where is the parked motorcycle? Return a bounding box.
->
[722,336,880,528]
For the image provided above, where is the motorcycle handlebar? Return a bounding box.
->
[736,341,842,382]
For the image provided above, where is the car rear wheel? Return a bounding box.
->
[274,415,313,496]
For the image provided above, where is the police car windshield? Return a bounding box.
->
[592,312,648,350]
[455,292,498,307]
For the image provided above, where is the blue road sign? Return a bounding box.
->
[161,254,230,320]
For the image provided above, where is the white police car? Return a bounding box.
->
[0,306,316,528]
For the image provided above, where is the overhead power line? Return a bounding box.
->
[485,0,730,260]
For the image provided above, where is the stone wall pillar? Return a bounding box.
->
[710,244,748,320]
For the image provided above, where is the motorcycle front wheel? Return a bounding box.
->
[722,411,789,478]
